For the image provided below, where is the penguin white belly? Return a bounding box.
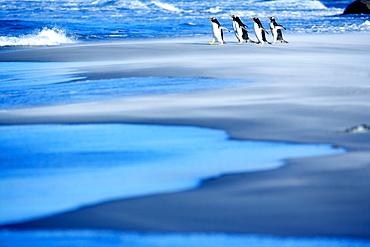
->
[236,27,244,41]
[253,23,264,43]
[232,22,242,42]
[232,21,238,33]
[272,28,278,43]
[212,23,223,42]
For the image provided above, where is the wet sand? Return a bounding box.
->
[1,33,370,239]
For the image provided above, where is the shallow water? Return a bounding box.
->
[0,123,351,246]
[0,123,345,224]
[0,62,253,110]
[1,230,369,247]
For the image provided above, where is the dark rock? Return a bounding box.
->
[343,0,370,14]
[340,124,370,133]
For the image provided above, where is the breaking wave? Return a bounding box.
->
[0,0,368,42]
[151,1,182,12]
[0,28,75,47]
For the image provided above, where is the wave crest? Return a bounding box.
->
[151,1,182,12]
[204,6,223,14]
[0,28,75,47]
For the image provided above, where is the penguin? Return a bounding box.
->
[268,17,288,44]
[249,17,270,45]
[208,18,231,45]
[230,15,255,43]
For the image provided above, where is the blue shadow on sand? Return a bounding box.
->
[0,62,254,110]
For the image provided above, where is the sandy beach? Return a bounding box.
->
[1,32,370,240]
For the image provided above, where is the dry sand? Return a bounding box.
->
[1,33,370,238]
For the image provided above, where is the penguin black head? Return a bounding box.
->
[208,17,220,26]
[249,18,268,30]
[249,17,263,27]
[268,17,278,25]
[249,17,260,22]
[231,15,247,28]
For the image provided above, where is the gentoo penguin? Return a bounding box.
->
[249,17,270,45]
[268,17,288,44]
[208,18,231,45]
[230,15,254,43]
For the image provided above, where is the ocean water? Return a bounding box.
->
[0,0,369,46]
[1,1,369,246]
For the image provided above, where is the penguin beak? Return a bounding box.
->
[208,18,213,20]
[268,17,272,19]
[230,15,234,18]
[249,18,254,20]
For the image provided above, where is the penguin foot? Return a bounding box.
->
[208,41,215,45]
[277,39,289,44]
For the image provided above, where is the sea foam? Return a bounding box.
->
[0,28,75,46]
[151,1,183,12]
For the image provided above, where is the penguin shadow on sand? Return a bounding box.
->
[207,16,288,45]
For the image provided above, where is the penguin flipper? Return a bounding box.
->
[277,25,286,30]
[220,26,231,32]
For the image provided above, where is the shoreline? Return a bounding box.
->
[3,151,370,239]
[1,32,370,239]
